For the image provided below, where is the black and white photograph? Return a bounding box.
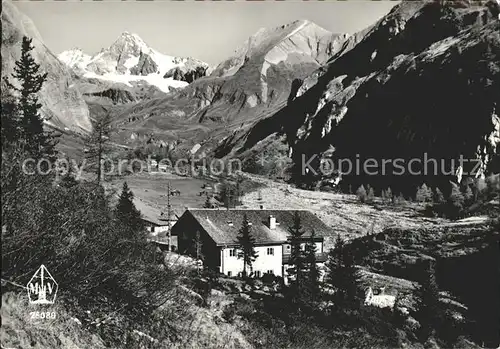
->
[1,0,499,347]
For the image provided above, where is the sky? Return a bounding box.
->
[16,1,399,66]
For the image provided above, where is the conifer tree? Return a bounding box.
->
[0,89,20,147]
[325,234,343,307]
[381,189,387,204]
[366,185,375,203]
[287,211,308,306]
[5,36,57,158]
[386,187,393,204]
[305,229,321,304]
[472,178,487,201]
[341,247,361,309]
[237,214,258,278]
[395,193,406,205]
[326,234,344,271]
[325,234,361,310]
[463,185,473,203]
[449,183,464,206]
[416,185,425,203]
[448,182,465,217]
[115,182,144,236]
[416,183,432,203]
[413,261,441,341]
[433,187,445,204]
[485,174,500,199]
[356,185,367,203]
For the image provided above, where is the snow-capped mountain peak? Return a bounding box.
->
[108,31,150,55]
[58,32,210,93]
[57,48,92,71]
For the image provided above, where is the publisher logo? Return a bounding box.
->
[27,265,58,305]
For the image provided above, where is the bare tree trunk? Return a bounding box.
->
[243,257,247,278]
[85,113,112,185]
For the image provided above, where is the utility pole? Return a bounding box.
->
[159,182,173,251]
[167,181,172,251]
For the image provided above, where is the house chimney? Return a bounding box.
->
[269,215,276,229]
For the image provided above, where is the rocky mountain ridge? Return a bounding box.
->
[111,20,353,149]
[215,1,500,193]
[57,48,92,73]
[58,32,210,93]
[1,0,93,134]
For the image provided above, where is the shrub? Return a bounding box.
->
[1,147,176,318]
[222,303,237,323]
[261,273,277,285]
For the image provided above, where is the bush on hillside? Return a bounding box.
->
[1,146,176,325]
[233,292,412,349]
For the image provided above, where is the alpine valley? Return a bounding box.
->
[4,0,499,188]
[2,0,500,348]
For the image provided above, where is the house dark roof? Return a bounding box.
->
[182,209,333,246]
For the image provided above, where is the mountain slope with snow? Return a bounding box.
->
[57,48,92,72]
[110,20,351,149]
[58,32,209,94]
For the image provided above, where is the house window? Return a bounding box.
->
[229,249,237,257]
[267,247,274,255]
[227,271,232,277]
[151,226,155,233]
